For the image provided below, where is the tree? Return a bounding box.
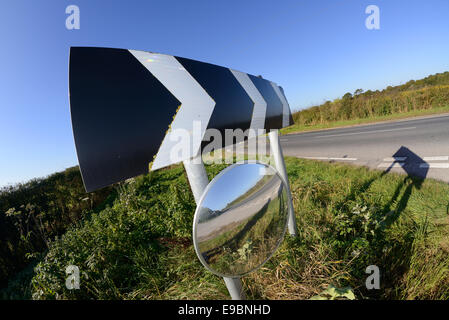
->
[342,92,353,100]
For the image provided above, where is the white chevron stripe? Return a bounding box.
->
[230,69,267,138]
[270,82,290,127]
[129,50,216,170]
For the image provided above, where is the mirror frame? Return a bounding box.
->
[192,160,290,278]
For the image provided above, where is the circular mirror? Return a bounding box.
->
[193,162,289,277]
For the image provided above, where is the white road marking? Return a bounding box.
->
[383,157,407,162]
[280,139,289,142]
[419,163,449,169]
[314,126,417,139]
[423,156,449,161]
[298,153,449,171]
[301,156,328,160]
[300,156,357,161]
[378,162,405,168]
[329,158,357,161]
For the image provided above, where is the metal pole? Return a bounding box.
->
[183,156,209,203]
[183,156,246,300]
[223,277,245,300]
[268,130,298,236]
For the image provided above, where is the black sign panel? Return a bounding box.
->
[69,47,294,191]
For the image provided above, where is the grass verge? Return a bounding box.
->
[15,158,449,300]
[281,106,449,135]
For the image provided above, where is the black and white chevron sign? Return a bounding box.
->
[69,47,294,192]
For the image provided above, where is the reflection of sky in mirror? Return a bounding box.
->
[202,164,272,211]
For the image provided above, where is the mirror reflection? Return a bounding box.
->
[193,162,288,277]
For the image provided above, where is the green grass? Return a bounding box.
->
[198,193,286,277]
[281,105,449,135]
[8,157,448,300]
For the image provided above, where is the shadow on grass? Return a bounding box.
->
[381,146,428,225]
[334,146,429,298]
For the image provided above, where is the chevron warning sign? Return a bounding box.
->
[69,47,294,192]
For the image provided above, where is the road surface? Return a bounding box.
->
[280,113,449,183]
[197,175,282,242]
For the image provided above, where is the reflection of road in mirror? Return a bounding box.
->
[194,163,288,277]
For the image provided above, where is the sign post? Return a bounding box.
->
[268,130,298,236]
[183,155,245,300]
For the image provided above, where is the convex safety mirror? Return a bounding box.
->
[193,162,289,277]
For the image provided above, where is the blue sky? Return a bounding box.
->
[201,164,267,211]
[0,0,448,186]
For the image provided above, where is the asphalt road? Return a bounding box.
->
[197,175,282,242]
[280,113,449,183]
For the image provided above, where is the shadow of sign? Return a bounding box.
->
[332,146,437,298]
[383,146,429,183]
[381,146,429,226]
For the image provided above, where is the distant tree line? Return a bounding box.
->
[292,71,449,126]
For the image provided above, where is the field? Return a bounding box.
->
[2,156,448,300]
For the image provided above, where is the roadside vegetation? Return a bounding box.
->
[0,167,113,297]
[283,71,449,134]
[2,157,447,300]
[2,70,449,300]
